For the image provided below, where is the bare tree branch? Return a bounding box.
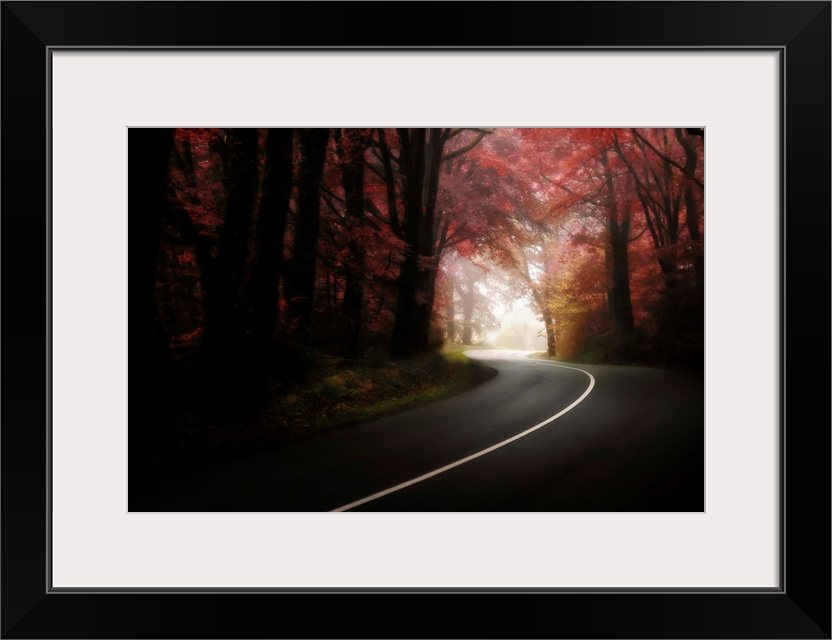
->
[442,130,493,161]
[631,129,704,189]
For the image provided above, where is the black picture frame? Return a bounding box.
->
[2,1,829,638]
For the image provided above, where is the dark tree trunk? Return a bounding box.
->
[335,129,367,359]
[675,127,704,279]
[683,183,700,243]
[392,128,448,357]
[600,148,635,335]
[391,129,426,358]
[241,128,294,408]
[391,255,418,358]
[609,222,635,335]
[163,134,214,314]
[604,243,615,324]
[411,266,433,353]
[614,130,689,337]
[286,128,330,344]
[201,128,260,408]
[658,257,683,338]
[128,127,174,386]
[412,128,447,352]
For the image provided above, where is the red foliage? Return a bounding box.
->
[154,127,703,367]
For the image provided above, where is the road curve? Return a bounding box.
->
[133,350,703,512]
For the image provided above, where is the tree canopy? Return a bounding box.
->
[133,127,704,415]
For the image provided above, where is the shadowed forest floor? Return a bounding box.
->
[129,345,495,489]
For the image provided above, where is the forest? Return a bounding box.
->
[129,127,704,482]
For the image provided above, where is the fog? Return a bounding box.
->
[486,303,547,351]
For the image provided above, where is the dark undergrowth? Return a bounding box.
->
[531,330,704,378]
[129,345,495,489]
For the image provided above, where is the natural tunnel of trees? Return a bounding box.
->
[129,127,704,418]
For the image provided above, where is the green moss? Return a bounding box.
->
[268,349,495,439]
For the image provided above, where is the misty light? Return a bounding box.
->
[486,302,547,351]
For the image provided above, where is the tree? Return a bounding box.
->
[141,125,704,426]
[440,129,565,356]
[241,128,294,406]
[367,128,493,357]
[200,128,260,407]
[611,128,704,346]
[442,254,493,345]
[334,128,370,358]
[162,128,295,409]
[285,128,331,344]
[599,145,635,335]
[511,234,559,357]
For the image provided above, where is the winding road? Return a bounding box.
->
[134,350,704,512]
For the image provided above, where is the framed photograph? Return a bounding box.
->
[3,1,829,637]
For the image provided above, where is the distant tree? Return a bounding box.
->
[442,254,494,345]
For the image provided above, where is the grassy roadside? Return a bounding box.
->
[269,343,494,438]
[132,345,495,482]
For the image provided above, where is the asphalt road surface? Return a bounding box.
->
[133,350,704,512]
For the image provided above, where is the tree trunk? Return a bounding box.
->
[446,281,456,344]
[609,223,635,334]
[201,128,260,408]
[542,311,557,358]
[604,243,615,325]
[241,128,294,408]
[391,129,426,358]
[675,128,704,277]
[461,283,475,345]
[285,128,330,344]
[391,128,449,357]
[336,129,367,359]
[412,129,447,352]
[391,255,418,358]
[658,257,683,338]
[600,148,635,335]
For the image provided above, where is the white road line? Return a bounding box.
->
[329,359,595,512]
